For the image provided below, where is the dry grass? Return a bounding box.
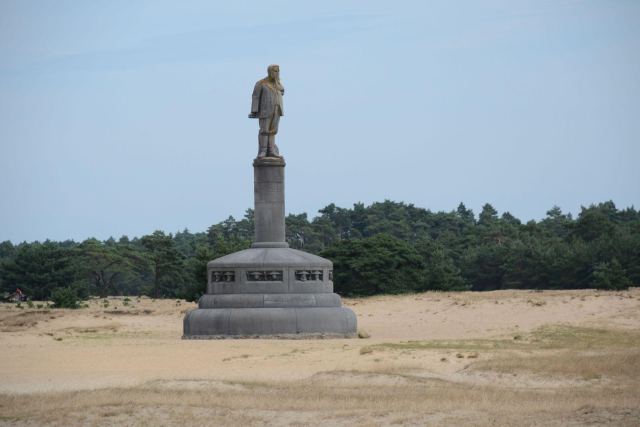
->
[61,324,121,334]
[2,328,640,426]
[528,325,640,350]
[359,325,640,354]
[0,310,56,332]
[0,367,639,426]
[474,350,640,380]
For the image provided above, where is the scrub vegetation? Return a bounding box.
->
[1,200,638,303]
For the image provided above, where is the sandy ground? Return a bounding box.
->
[1,288,639,426]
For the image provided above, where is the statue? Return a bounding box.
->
[182,64,357,339]
[248,64,284,159]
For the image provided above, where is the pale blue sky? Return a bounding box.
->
[1,0,639,243]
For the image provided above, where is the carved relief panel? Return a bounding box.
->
[295,270,323,282]
[211,270,235,283]
[246,270,283,282]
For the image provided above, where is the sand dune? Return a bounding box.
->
[1,288,639,426]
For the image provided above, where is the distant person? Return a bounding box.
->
[15,288,22,302]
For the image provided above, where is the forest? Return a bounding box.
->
[1,200,638,305]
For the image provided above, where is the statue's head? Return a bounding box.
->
[267,64,280,80]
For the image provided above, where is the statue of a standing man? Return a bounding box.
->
[248,64,284,159]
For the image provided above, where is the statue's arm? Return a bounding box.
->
[249,82,262,118]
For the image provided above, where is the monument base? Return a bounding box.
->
[182,247,357,339]
[183,306,356,339]
[182,153,358,339]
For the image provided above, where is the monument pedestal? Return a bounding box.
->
[182,158,357,339]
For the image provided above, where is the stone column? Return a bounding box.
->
[252,158,288,248]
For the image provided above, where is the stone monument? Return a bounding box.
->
[182,65,357,339]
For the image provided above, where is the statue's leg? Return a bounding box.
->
[268,135,280,156]
[258,135,268,158]
[266,113,282,158]
[257,118,268,158]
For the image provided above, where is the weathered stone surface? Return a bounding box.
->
[183,307,356,337]
[294,308,355,334]
[199,294,264,309]
[183,308,230,336]
[229,308,298,335]
[292,280,332,294]
[206,247,333,295]
[198,293,343,309]
[208,248,331,269]
[212,280,290,295]
[314,293,342,307]
[183,332,356,340]
[253,160,286,247]
[251,242,289,248]
[346,307,358,332]
[264,293,316,308]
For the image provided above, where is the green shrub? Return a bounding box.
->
[591,258,631,291]
[415,239,470,292]
[320,234,427,297]
[26,300,35,308]
[123,298,131,306]
[50,287,81,309]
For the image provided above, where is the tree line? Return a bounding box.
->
[1,200,638,304]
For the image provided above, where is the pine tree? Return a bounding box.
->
[140,231,186,299]
[0,240,83,300]
[591,258,631,291]
[478,203,499,226]
[75,239,148,297]
[320,234,426,296]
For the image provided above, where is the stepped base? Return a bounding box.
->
[182,307,357,338]
[183,333,356,340]
[198,293,342,308]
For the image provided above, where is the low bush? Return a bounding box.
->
[50,287,81,309]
